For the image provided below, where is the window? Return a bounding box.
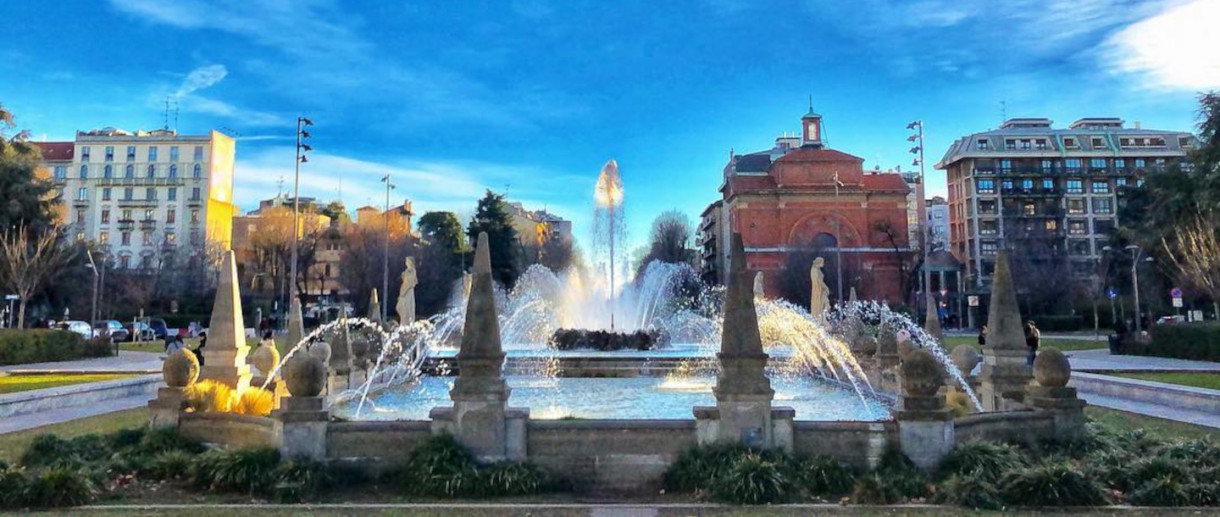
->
[54,166,66,179]
[1091,181,1110,193]
[1045,220,1057,231]
[1068,220,1088,236]
[1042,178,1054,190]
[99,231,109,244]
[193,146,204,160]
[166,208,176,223]
[145,187,156,200]
[1092,137,1105,148]
[1035,139,1048,150]
[76,187,87,200]
[81,147,91,162]
[1001,179,1014,191]
[1090,158,1106,169]
[978,200,997,214]
[1179,136,1193,148]
[190,209,200,224]
[125,164,134,178]
[977,179,995,194]
[166,232,176,244]
[981,241,998,255]
[169,164,178,178]
[1115,158,1126,169]
[121,232,131,246]
[79,165,88,179]
[101,209,110,223]
[170,146,179,161]
[104,164,112,178]
[1000,159,1012,172]
[1021,179,1034,191]
[102,187,111,200]
[1067,199,1086,215]
[147,164,156,178]
[190,231,201,245]
[1134,158,1146,168]
[168,187,177,201]
[980,220,998,235]
[1040,159,1053,171]
[325,264,332,277]
[1065,158,1082,172]
[976,139,990,150]
[141,255,152,268]
[123,187,133,201]
[126,146,136,161]
[1022,202,1036,215]
[191,187,201,200]
[144,209,155,220]
[1095,219,1115,235]
[1005,139,1016,150]
[1067,179,1084,194]
[75,210,85,224]
[1071,240,1090,256]
[104,146,114,162]
[192,164,202,178]
[1116,178,1128,187]
[142,231,153,246]
[148,146,158,161]
[121,209,132,221]
[1063,137,1077,148]
[1093,198,1113,214]
[119,255,130,269]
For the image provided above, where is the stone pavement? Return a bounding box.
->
[1065,348,1220,372]
[0,393,152,434]
[0,350,162,374]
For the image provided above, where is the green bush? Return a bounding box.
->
[396,435,550,499]
[470,462,549,498]
[0,467,28,509]
[145,450,195,481]
[998,461,1109,507]
[133,427,205,456]
[797,455,856,498]
[190,448,281,494]
[0,329,113,366]
[939,442,1026,483]
[850,473,895,504]
[1142,323,1220,361]
[933,473,1004,510]
[20,434,110,469]
[23,467,96,508]
[711,452,795,505]
[1129,475,1191,507]
[1157,438,1220,470]
[663,444,752,494]
[1084,449,1138,492]
[273,457,334,501]
[1185,482,1220,506]
[874,448,929,500]
[1032,315,1084,332]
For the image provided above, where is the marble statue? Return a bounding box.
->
[753,271,765,299]
[809,257,831,319]
[396,257,418,324]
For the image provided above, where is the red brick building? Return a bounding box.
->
[699,110,913,304]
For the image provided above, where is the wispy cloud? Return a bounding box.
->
[174,64,227,97]
[160,64,286,127]
[1101,0,1220,91]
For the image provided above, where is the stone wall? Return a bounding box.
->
[526,419,696,492]
[792,421,895,469]
[954,411,1055,444]
[179,413,277,449]
[327,420,431,467]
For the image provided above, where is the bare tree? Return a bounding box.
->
[635,210,693,277]
[1163,210,1220,318]
[873,219,911,303]
[0,225,77,327]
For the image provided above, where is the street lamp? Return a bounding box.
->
[907,120,931,306]
[290,115,314,308]
[833,170,845,302]
[381,174,396,322]
[1123,244,1155,334]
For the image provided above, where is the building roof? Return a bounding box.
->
[733,152,772,173]
[859,174,910,192]
[936,118,1196,169]
[773,147,864,164]
[36,141,74,161]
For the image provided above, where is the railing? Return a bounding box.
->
[95,177,185,187]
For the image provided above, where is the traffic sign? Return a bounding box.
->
[1173,297,1183,308]
[4,294,17,301]
[1105,287,1118,300]
[1170,287,1183,298]
[968,295,979,307]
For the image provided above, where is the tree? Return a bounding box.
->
[873,219,911,304]
[466,190,520,288]
[415,211,467,316]
[1162,211,1220,319]
[338,225,414,316]
[635,210,694,277]
[418,211,466,253]
[0,225,77,327]
[0,104,58,233]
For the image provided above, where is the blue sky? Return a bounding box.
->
[2,0,1217,254]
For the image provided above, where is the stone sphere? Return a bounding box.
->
[250,344,280,378]
[877,327,898,355]
[163,349,199,388]
[950,345,981,375]
[1033,348,1072,388]
[309,341,332,364]
[897,335,915,360]
[900,348,944,397]
[859,336,879,357]
[284,353,327,397]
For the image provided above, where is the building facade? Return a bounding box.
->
[40,128,237,270]
[937,117,1196,288]
[926,196,949,252]
[506,202,573,246]
[701,110,913,304]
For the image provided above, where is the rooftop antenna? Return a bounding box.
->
[173,99,179,133]
[808,94,813,112]
[277,176,285,197]
[1000,100,1007,124]
[163,96,171,131]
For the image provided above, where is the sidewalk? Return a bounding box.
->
[1065,348,1220,372]
[0,350,162,374]
[0,394,152,434]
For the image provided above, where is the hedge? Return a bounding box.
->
[0,330,113,366]
[1032,315,1086,332]
[1128,323,1220,362]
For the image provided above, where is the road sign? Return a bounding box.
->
[1173,297,1183,308]
[1170,287,1183,298]
[1105,287,1118,300]
[968,295,980,307]
[4,294,16,301]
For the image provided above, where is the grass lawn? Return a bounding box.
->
[942,335,1106,352]
[1112,372,1220,391]
[1086,405,1218,441]
[0,373,135,394]
[121,337,265,353]
[0,407,148,463]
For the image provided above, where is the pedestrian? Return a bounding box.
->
[260,329,275,349]
[166,335,185,356]
[193,332,207,367]
[1024,321,1040,366]
[978,325,988,347]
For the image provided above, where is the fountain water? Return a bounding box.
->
[593,159,625,331]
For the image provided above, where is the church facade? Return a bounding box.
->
[699,110,914,305]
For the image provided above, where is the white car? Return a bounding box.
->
[64,320,94,338]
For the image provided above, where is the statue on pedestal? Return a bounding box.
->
[809,257,831,320]
[396,257,418,324]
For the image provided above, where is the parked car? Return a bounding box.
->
[93,320,129,341]
[64,320,94,339]
[149,318,169,339]
[124,321,156,342]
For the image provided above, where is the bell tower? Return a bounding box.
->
[802,103,823,149]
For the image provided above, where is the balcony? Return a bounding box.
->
[117,219,135,230]
[139,219,157,229]
[117,198,159,207]
[1002,208,1064,218]
[96,177,184,187]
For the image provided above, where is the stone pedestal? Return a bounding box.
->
[148,387,187,428]
[694,406,794,452]
[252,376,288,410]
[979,347,1031,411]
[1028,386,1087,438]
[896,396,955,473]
[274,396,329,461]
[430,404,529,462]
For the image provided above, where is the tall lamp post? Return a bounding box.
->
[907,120,931,304]
[85,250,100,345]
[380,174,396,322]
[833,170,844,302]
[1124,244,1154,333]
[290,115,314,314]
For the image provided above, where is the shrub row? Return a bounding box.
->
[393,434,554,498]
[0,329,112,366]
[1032,315,1086,332]
[1135,323,1220,361]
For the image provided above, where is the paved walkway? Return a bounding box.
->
[1080,391,1220,429]
[0,393,152,434]
[0,350,162,374]
[1066,348,1220,372]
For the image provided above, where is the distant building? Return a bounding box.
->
[926,196,949,252]
[231,194,344,298]
[700,109,912,304]
[937,117,1198,288]
[38,127,237,270]
[506,201,572,246]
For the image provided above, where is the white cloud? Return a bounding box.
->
[175,64,227,97]
[1103,0,1220,90]
[179,95,285,127]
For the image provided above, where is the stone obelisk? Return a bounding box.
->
[287,296,305,349]
[200,251,252,393]
[978,250,1033,411]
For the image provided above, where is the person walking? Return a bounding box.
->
[978,325,988,347]
[1024,321,1040,366]
[165,335,185,356]
[192,332,207,367]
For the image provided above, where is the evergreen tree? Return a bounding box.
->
[0,104,58,233]
[418,211,466,254]
[466,190,521,288]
